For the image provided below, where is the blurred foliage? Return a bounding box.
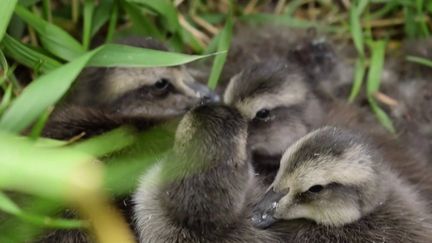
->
[0,0,431,242]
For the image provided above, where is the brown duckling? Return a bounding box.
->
[252,127,432,242]
[133,104,279,243]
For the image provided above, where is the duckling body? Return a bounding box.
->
[133,104,279,243]
[252,127,432,242]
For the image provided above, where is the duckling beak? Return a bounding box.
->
[187,82,220,104]
[251,189,286,229]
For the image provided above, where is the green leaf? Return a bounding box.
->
[366,40,386,95]
[70,127,136,157]
[0,191,86,228]
[1,34,62,73]
[406,55,432,68]
[368,97,395,133]
[0,191,20,214]
[105,0,118,43]
[0,45,217,133]
[0,131,94,199]
[14,4,85,61]
[87,44,215,67]
[0,0,18,41]
[121,1,163,38]
[91,0,114,37]
[349,2,365,57]
[207,10,233,90]
[83,0,95,50]
[128,0,180,33]
[348,57,366,102]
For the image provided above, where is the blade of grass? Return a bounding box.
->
[366,40,395,133]
[0,44,218,133]
[128,0,180,33]
[0,0,18,41]
[83,0,95,50]
[0,192,86,228]
[407,55,432,67]
[0,85,13,115]
[366,40,386,95]
[349,1,365,57]
[348,57,366,102]
[121,1,163,39]
[207,4,233,90]
[1,34,62,73]
[14,4,85,61]
[91,0,114,38]
[105,0,118,43]
[70,127,136,157]
[29,107,53,140]
[368,97,395,133]
[42,0,52,22]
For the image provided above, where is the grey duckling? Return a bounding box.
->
[252,127,432,243]
[133,104,279,243]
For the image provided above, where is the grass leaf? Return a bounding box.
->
[348,57,366,102]
[406,55,432,68]
[207,8,233,90]
[128,0,180,33]
[366,40,386,95]
[14,4,85,60]
[1,34,62,73]
[0,0,18,41]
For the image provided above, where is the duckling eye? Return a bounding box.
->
[308,185,324,193]
[154,78,170,90]
[255,109,270,121]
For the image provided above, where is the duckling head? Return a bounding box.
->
[251,127,388,228]
[167,103,248,177]
[70,38,219,119]
[224,59,324,167]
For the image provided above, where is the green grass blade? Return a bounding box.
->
[42,0,52,22]
[70,127,136,157]
[87,44,216,67]
[368,97,395,133]
[0,192,86,229]
[406,55,432,68]
[0,0,18,41]
[0,45,217,133]
[207,10,233,90]
[0,131,94,199]
[349,2,365,57]
[348,57,366,102]
[83,0,95,50]
[128,0,180,33]
[14,4,85,61]
[105,0,118,43]
[91,0,114,38]
[121,1,163,38]
[29,108,52,140]
[1,34,62,73]
[366,40,386,95]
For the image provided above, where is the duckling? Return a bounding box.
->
[43,37,218,140]
[133,104,279,242]
[223,58,345,178]
[252,127,432,242]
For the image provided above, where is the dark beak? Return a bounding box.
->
[251,189,286,229]
[188,82,220,104]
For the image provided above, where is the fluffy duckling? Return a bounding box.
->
[252,127,432,242]
[224,58,346,178]
[133,104,279,242]
[43,37,218,140]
